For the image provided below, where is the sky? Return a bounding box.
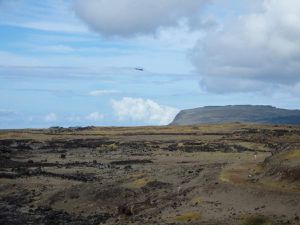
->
[0,0,300,128]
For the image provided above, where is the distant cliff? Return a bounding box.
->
[170,105,300,125]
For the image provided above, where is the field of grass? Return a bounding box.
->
[1,124,300,225]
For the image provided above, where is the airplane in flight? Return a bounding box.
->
[134,67,144,72]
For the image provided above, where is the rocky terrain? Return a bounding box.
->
[0,124,300,225]
[171,105,300,125]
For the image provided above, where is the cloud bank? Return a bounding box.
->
[74,0,300,97]
[85,112,104,121]
[0,110,16,117]
[73,0,211,37]
[44,113,57,122]
[88,90,120,97]
[111,97,179,125]
[191,0,300,94]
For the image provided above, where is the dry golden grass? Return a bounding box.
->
[125,176,152,188]
[1,124,300,224]
[190,196,203,205]
[239,216,272,225]
[175,211,202,222]
[220,156,300,192]
[2,123,299,141]
[278,149,300,160]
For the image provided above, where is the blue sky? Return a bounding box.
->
[1,0,300,128]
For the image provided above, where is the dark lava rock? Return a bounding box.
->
[0,205,111,225]
[118,204,134,216]
[143,181,171,189]
[110,159,153,165]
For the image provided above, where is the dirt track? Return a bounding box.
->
[0,124,300,225]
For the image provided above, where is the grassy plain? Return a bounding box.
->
[0,124,299,224]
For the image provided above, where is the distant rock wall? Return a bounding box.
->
[170,105,300,125]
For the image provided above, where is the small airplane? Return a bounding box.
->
[134,67,144,72]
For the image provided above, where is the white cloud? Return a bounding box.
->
[0,50,40,67]
[289,83,300,97]
[111,97,179,125]
[191,0,300,94]
[73,0,211,37]
[0,0,89,34]
[133,22,204,52]
[66,115,82,122]
[33,45,74,53]
[16,21,88,34]
[45,113,57,122]
[85,112,104,121]
[0,109,16,117]
[88,89,120,96]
